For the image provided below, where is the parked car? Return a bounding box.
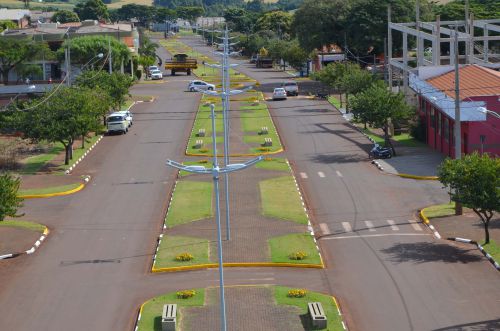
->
[281,81,299,96]
[106,112,131,134]
[150,69,163,80]
[115,110,133,127]
[272,87,287,101]
[188,80,215,92]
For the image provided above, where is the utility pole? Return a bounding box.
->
[65,31,71,86]
[453,25,463,215]
[108,37,113,74]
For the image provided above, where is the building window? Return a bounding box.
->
[443,118,449,141]
[430,108,435,128]
[437,112,441,135]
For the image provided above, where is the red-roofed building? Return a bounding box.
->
[415,65,500,158]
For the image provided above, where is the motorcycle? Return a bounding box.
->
[370,144,393,159]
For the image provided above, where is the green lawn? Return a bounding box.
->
[186,102,225,155]
[255,158,289,172]
[483,240,500,264]
[121,99,134,111]
[423,202,456,218]
[59,135,101,171]
[154,235,210,269]
[165,180,212,228]
[391,133,426,147]
[327,96,342,109]
[260,176,308,224]
[361,128,385,145]
[19,144,65,174]
[269,233,322,264]
[137,289,205,331]
[0,220,46,233]
[274,286,344,331]
[18,182,82,196]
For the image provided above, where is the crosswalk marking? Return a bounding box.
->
[364,221,376,232]
[336,170,343,177]
[300,172,308,179]
[341,222,353,233]
[387,220,399,231]
[319,223,331,235]
[318,171,325,178]
[408,219,423,231]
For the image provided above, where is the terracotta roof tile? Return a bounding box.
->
[426,65,500,99]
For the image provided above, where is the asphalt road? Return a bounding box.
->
[0,35,499,331]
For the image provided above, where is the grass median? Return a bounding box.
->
[154,235,210,269]
[136,288,205,331]
[18,182,82,196]
[165,180,212,228]
[274,286,344,331]
[269,233,322,265]
[260,176,308,224]
[0,220,46,233]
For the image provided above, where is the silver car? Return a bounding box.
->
[188,80,215,92]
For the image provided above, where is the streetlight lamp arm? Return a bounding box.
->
[220,156,263,173]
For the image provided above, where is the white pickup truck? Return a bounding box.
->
[281,81,299,96]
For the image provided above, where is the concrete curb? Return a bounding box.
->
[418,208,442,239]
[18,177,89,199]
[133,301,146,331]
[152,262,324,273]
[332,296,349,330]
[0,227,49,260]
[65,135,103,175]
[448,237,500,271]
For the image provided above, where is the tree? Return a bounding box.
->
[292,0,350,51]
[0,20,17,33]
[437,153,500,244]
[74,0,110,21]
[434,0,500,20]
[350,81,412,154]
[57,35,130,71]
[0,173,23,222]
[116,4,155,26]
[52,10,80,23]
[155,7,176,22]
[283,39,308,69]
[176,6,205,22]
[138,34,159,59]
[12,87,102,165]
[340,63,377,109]
[76,71,132,111]
[0,38,51,85]
[255,11,292,36]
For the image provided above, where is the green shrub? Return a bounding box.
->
[289,251,308,260]
[175,252,194,261]
[287,289,307,298]
[177,290,196,299]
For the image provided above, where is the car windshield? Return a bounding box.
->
[274,88,285,92]
[108,116,125,122]
[283,82,297,86]
[151,70,161,74]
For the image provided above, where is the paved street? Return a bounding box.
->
[0,34,499,331]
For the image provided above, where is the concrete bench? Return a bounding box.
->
[162,304,177,331]
[308,302,327,329]
[260,126,268,135]
[194,139,203,149]
[263,137,272,147]
[197,128,206,137]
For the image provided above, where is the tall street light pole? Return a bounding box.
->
[166,104,262,331]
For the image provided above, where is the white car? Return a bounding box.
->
[115,110,133,127]
[106,112,131,134]
[150,69,163,80]
[188,80,215,92]
[281,81,299,96]
[272,87,287,100]
[148,65,159,72]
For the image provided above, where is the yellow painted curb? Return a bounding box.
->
[398,173,439,180]
[152,261,324,273]
[419,208,430,225]
[43,227,49,236]
[186,148,284,158]
[19,183,85,199]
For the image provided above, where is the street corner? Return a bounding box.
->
[0,221,49,260]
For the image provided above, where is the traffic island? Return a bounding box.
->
[0,220,49,259]
[135,285,346,331]
[152,158,323,272]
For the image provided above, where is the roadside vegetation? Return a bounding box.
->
[154,235,210,269]
[269,233,322,265]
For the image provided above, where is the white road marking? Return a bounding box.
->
[341,222,353,233]
[364,221,376,232]
[408,219,423,231]
[387,220,399,231]
[300,172,308,179]
[318,171,325,178]
[321,233,431,240]
[336,170,343,177]
[319,223,331,235]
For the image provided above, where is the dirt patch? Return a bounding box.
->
[0,226,40,255]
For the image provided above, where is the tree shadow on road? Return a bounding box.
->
[310,153,367,164]
[432,318,500,331]
[381,241,483,264]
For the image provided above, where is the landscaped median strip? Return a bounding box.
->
[64,135,103,174]
[134,285,346,331]
[0,223,49,260]
[419,204,500,272]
